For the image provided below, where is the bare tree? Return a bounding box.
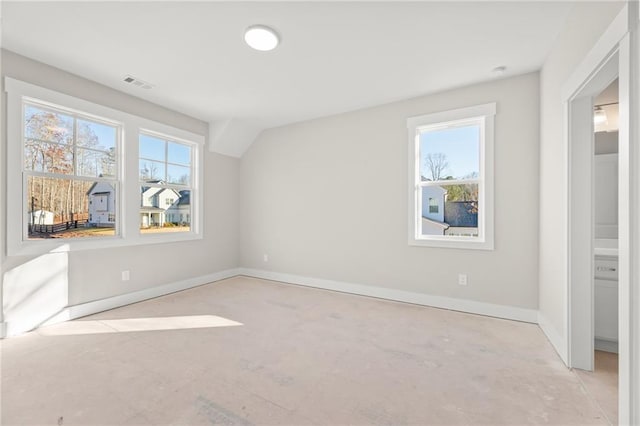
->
[24,107,100,228]
[424,153,449,181]
[140,162,160,181]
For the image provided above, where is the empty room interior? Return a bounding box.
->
[1,1,639,425]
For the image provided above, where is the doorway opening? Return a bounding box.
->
[564,5,636,424]
[571,76,620,424]
[568,49,618,370]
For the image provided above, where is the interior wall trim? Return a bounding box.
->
[2,269,545,339]
[537,312,569,364]
[2,268,241,337]
[239,268,539,323]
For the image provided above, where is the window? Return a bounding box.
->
[428,198,439,214]
[139,133,193,233]
[6,77,204,255]
[23,102,119,239]
[407,103,495,250]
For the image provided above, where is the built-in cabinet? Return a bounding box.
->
[594,256,618,352]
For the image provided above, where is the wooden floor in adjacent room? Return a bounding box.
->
[1,276,616,425]
[575,351,619,425]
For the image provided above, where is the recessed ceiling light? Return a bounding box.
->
[244,25,279,51]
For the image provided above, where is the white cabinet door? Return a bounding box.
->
[594,278,618,341]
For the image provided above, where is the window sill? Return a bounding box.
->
[409,236,494,250]
[8,232,203,257]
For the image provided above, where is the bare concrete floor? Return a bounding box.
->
[1,276,612,425]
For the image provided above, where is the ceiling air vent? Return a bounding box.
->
[122,75,154,90]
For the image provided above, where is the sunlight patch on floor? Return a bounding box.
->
[37,315,243,336]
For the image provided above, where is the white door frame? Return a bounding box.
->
[568,53,618,372]
[563,4,638,424]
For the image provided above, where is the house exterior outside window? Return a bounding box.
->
[139,132,195,232]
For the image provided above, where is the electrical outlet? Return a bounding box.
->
[121,270,130,281]
[263,254,269,263]
[458,274,468,286]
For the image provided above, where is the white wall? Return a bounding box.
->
[240,73,540,311]
[1,50,240,329]
[538,2,624,352]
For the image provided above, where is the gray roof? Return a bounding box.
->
[86,182,114,196]
[177,190,190,206]
[422,217,449,229]
[444,202,478,227]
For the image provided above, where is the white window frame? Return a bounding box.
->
[21,99,122,236]
[407,102,495,250]
[138,129,196,234]
[5,77,204,256]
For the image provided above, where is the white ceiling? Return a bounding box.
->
[2,1,574,157]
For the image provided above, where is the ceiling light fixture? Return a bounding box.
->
[244,25,279,51]
[593,106,608,125]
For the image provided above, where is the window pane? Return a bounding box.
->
[139,134,165,161]
[77,119,116,151]
[139,159,165,181]
[24,105,73,145]
[26,176,116,240]
[419,124,480,181]
[168,142,191,166]
[420,183,479,237]
[77,148,116,178]
[167,164,190,185]
[140,187,190,233]
[24,141,73,174]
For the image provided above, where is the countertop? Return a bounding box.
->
[594,239,618,257]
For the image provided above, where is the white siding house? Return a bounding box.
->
[140,185,181,228]
[421,185,446,222]
[87,182,116,227]
[420,185,478,236]
[86,181,188,228]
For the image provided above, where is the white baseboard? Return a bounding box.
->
[537,312,568,365]
[33,268,242,332]
[239,268,538,323]
[595,338,619,354]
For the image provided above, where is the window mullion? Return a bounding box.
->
[26,170,116,183]
[73,115,78,176]
[164,140,168,182]
[418,179,481,187]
